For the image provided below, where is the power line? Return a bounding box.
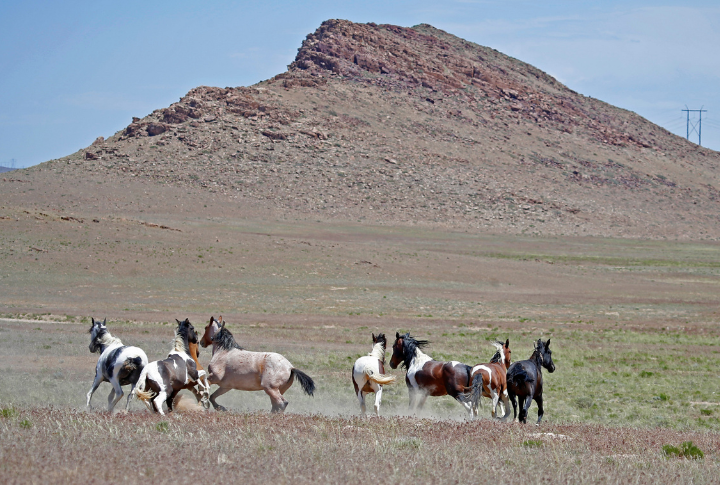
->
[682,106,707,146]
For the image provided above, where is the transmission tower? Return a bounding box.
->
[682,106,707,146]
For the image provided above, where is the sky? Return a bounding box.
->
[1,0,719,168]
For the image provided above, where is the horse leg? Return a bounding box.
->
[357,389,367,416]
[264,387,287,413]
[415,392,429,411]
[86,372,103,408]
[373,385,383,417]
[521,394,533,424]
[107,379,124,412]
[535,394,544,425]
[210,387,231,411]
[509,391,518,422]
[490,389,500,419]
[153,391,167,416]
[499,390,512,422]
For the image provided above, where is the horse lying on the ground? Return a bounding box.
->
[507,338,555,424]
[86,318,148,412]
[133,319,209,414]
[352,333,396,416]
[199,316,315,413]
[389,332,474,416]
[466,339,512,420]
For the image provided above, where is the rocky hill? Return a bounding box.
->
[39,19,720,239]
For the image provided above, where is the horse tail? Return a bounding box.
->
[507,366,534,387]
[291,369,315,397]
[132,365,156,407]
[365,369,396,386]
[123,356,143,372]
[470,372,484,410]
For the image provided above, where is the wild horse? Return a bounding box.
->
[467,339,512,420]
[86,318,148,412]
[351,333,396,416]
[389,332,474,416]
[133,318,208,414]
[506,338,555,424]
[199,316,315,413]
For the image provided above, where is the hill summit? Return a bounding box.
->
[44,20,720,238]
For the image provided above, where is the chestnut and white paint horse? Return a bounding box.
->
[199,316,315,413]
[86,318,148,412]
[467,339,512,420]
[352,333,396,416]
[389,332,474,416]
[133,319,209,414]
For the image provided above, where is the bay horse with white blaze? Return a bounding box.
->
[86,318,148,412]
[467,339,512,420]
[506,338,555,424]
[133,319,208,414]
[389,332,474,416]
[352,333,396,416]
[200,316,315,413]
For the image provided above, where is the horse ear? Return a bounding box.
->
[102,318,106,325]
[91,317,96,325]
[372,333,376,341]
[505,338,510,348]
[396,332,400,339]
[546,339,551,348]
[176,319,182,325]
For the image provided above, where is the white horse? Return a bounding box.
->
[199,316,315,413]
[86,318,148,412]
[352,333,396,416]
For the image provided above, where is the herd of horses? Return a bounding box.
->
[87,317,555,423]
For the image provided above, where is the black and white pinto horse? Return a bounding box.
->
[133,318,209,414]
[506,338,555,424]
[86,318,149,412]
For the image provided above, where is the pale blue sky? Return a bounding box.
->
[2,1,719,168]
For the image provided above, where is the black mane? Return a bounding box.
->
[212,327,244,351]
[375,333,387,348]
[399,333,429,370]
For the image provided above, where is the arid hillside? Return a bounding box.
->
[16,19,720,238]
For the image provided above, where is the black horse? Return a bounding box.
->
[506,339,555,424]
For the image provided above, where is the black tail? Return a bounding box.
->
[470,373,484,410]
[508,366,534,387]
[291,369,315,397]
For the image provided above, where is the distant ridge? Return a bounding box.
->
[28,19,720,239]
[0,166,15,173]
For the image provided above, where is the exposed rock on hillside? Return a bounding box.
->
[43,20,720,239]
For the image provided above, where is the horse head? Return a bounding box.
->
[389,332,404,369]
[88,317,107,353]
[535,338,555,373]
[200,316,224,348]
[372,332,387,349]
[174,318,195,354]
[490,339,512,369]
[503,338,511,369]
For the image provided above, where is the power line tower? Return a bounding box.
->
[682,106,707,146]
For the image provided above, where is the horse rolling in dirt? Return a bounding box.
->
[389,332,474,416]
[352,333,396,416]
[506,338,555,424]
[133,319,209,414]
[199,316,315,413]
[466,339,512,420]
[87,318,148,412]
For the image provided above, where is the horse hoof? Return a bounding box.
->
[216,405,227,412]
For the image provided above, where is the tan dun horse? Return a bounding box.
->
[199,316,315,413]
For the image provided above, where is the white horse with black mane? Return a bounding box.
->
[86,318,149,412]
[352,333,396,416]
[133,318,209,414]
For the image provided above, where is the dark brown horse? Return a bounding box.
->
[467,339,512,420]
[506,338,555,424]
[389,332,473,416]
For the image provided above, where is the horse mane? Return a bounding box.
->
[172,320,192,355]
[400,333,429,370]
[489,340,505,364]
[212,327,244,352]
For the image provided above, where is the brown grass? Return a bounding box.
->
[0,405,718,484]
